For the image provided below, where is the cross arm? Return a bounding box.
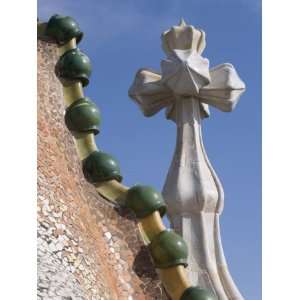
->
[128,63,245,119]
[128,68,173,117]
[199,63,246,112]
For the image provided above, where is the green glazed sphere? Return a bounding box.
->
[149,229,188,269]
[82,151,122,183]
[180,287,217,300]
[46,14,83,45]
[65,97,100,135]
[55,48,91,87]
[125,185,166,218]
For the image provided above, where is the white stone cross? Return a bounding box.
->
[129,19,245,300]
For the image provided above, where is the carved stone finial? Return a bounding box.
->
[128,21,246,300]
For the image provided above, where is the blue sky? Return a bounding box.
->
[38,1,261,299]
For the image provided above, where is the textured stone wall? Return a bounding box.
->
[37,40,168,300]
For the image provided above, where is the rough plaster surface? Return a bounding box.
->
[37,40,168,300]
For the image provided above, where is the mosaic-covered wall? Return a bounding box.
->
[37,39,169,300]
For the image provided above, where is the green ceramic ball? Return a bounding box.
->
[82,151,122,183]
[46,14,83,45]
[125,185,167,218]
[149,229,188,268]
[55,48,91,87]
[65,97,100,135]
[180,287,217,300]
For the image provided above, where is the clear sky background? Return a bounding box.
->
[38,1,261,299]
